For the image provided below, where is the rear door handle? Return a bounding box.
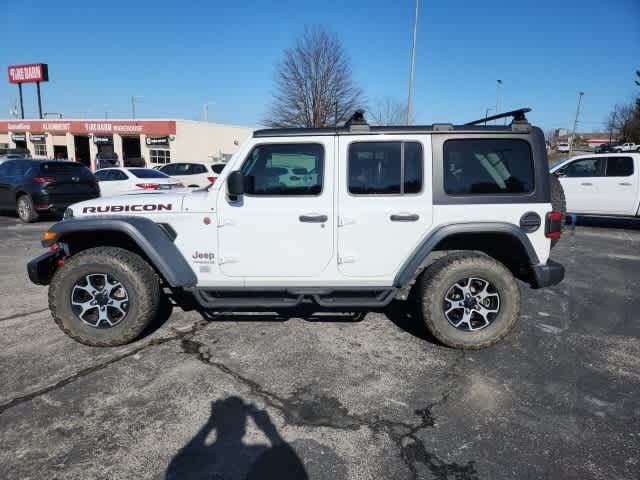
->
[299,214,328,223]
[580,182,593,186]
[390,213,420,222]
[619,182,632,186]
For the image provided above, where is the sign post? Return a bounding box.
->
[7,63,49,120]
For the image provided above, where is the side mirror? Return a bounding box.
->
[227,171,244,198]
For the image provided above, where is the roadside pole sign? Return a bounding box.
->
[7,63,50,120]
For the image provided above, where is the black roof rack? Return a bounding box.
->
[465,108,531,126]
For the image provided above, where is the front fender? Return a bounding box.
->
[41,216,197,288]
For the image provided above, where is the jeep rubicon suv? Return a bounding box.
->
[28,108,565,349]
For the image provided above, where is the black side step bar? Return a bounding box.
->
[189,287,397,309]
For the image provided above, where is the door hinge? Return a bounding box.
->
[338,255,356,264]
[338,216,356,227]
[218,256,239,265]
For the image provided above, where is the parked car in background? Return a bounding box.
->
[0,147,30,158]
[157,162,220,187]
[556,143,570,152]
[613,142,639,153]
[0,159,99,222]
[550,153,640,217]
[595,143,616,154]
[95,167,185,197]
[0,153,28,163]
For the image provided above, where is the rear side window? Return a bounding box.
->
[443,139,533,195]
[191,164,207,174]
[130,169,169,179]
[211,164,225,174]
[606,157,634,177]
[241,143,324,196]
[348,142,423,195]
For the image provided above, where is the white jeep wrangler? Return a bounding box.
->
[28,108,565,349]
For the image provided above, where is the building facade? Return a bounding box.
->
[0,119,253,170]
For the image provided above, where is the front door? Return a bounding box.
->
[337,135,433,278]
[217,138,334,278]
[557,157,605,214]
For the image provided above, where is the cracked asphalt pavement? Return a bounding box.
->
[0,215,639,479]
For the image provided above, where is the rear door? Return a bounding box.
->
[597,156,638,215]
[0,161,14,208]
[337,135,433,278]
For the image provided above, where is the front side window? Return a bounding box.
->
[444,139,534,195]
[241,143,324,195]
[562,158,604,178]
[606,157,634,177]
[348,142,423,195]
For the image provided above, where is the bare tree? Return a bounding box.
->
[265,27,364,128]
[606,102,638,142]
[370,98,410,126]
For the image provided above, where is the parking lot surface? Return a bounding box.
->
[0,215,638,480]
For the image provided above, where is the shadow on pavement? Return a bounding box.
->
[166,396,307,480]
[568,215,640,230]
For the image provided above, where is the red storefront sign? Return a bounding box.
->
[8,64,49,84]
[0,120,177,136]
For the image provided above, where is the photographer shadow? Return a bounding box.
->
[166,396,307,480]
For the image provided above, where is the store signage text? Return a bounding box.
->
[29,134,47,142]
[8,64,49,84]
[146,136,170,146]
[11,134,26,142]
[0,120,176,136]
[94,135,113,144]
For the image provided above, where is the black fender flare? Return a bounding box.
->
[393,222,540,288]
[43,216,197,288]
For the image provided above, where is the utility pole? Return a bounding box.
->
[406,0,419,125]
[203,102,214,122]
[495,80,502,123]
[484,107,494,125]
[569,91,584,156]
[131,96,143,119]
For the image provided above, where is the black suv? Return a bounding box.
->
[0,160,100,222]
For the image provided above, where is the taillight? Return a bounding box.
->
[545,211,562,239]
[135,183,160,190]
[207,176,216,184]
[33,176,55,184]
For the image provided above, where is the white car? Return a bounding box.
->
[556,143,570,152]
[550,153,640,216]
[95,168,185,197]
[157,162,225,188]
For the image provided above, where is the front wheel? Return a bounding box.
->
[417,253,520,349]
[49,247,161,346]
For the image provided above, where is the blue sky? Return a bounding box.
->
[2,0,638,131]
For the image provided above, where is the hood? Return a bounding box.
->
[69,192,186,218]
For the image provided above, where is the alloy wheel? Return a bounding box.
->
[70,273,129,328]
[443,277,500,331]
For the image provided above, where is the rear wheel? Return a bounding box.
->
[416,253,520,349]
[49,247,161,346]
[17,195,39,223]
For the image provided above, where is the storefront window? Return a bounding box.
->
[150,149,170,165]
[34,143,47,157]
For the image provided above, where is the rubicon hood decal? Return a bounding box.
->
[82,203,173,213]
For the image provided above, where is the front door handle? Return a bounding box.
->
[390,213,420,222]
[299,214,328,223]
[619,182,632,186]
[580,182,593,186]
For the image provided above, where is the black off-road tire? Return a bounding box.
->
[549,174,566,247]
[48,247,161,346]
[416,252,521,349]
[16,194,39,223]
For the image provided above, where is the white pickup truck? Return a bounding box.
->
[550,153,640,217]
[613,143,639,152]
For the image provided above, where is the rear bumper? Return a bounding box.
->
[32,193,99,213]
[530,259,565,289]
[27,251,58,285]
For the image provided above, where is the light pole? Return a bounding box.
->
[203,102,215,122]
[131,96,143,119]
[495,80,502,123]
[569,91,584,156]
[484,107,495,125]
[406,0,419,125]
